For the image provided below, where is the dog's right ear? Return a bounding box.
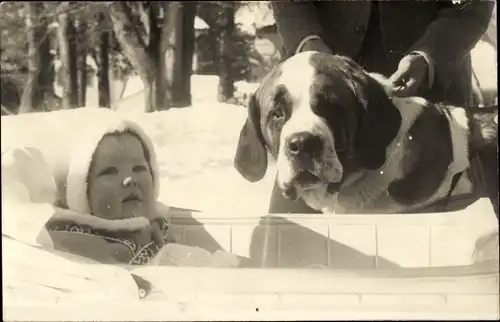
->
[234,94,268,182]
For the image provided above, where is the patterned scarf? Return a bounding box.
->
[46,217,169,265]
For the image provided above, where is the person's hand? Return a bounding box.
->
[132,217,166,247]
[389,54,429,97]
[149,217,167,245]
[300,38,332,54]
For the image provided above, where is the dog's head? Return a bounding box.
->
[234,52,402,200]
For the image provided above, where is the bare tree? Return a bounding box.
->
[108,1,183,112]
[217,2,235,102]
[108,2,156,112]
[96,12,110,108]
[19,2,43,113]
[19,2,61,113]
[162,2,197,109]
[147,2,166,111]
[38,5,59,108]
[57,2,78,109]
[76,19,88,107]
[172,1,196,108]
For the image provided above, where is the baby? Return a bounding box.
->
[42,111,169,265]
[5,108,242,268]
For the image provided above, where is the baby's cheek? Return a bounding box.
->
[97,198,120,219]
[139,174,155,202]
[138,171,154,188]
[89,185,122,219]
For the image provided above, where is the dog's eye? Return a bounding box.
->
[270,106,285,121]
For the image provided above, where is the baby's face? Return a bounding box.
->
[88,132,154,220]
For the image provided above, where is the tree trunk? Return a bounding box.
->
[146,2,165,112]
[38,14,61,112]
[162,2,191,109]
[109,2,185,112]
[176,1,196,108]
[38,32,56,97]
[109,2,155,112]
[163,3,177,110]
[57,2,78,109]
[20,1,43,113]
[22,1,58,113]
[37,7,56,100]
[217,3,235,103]
[97,12,110,108]
[76,19,87,107]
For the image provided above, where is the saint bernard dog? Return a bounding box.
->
[234,51,498,215]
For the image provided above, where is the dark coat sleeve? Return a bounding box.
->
[410,0,495,92]
[270,1,323,56]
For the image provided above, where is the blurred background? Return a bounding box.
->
[0,1,283,114]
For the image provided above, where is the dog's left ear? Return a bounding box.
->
[354,73,402,170]
[234,93,268,182]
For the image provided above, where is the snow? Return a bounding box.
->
[235,2,275,35]
[194,16,209,30]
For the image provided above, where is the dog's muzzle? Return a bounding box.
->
[280,131,338,200]
[286,131,324,171]
[276,107,344,201]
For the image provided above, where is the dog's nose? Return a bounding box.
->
[286,132,323,157]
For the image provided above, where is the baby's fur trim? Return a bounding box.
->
[65,115,160,215]
[50,208,151,231]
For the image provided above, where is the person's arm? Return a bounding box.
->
[409,0,494,91]
[270,1,331,56]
